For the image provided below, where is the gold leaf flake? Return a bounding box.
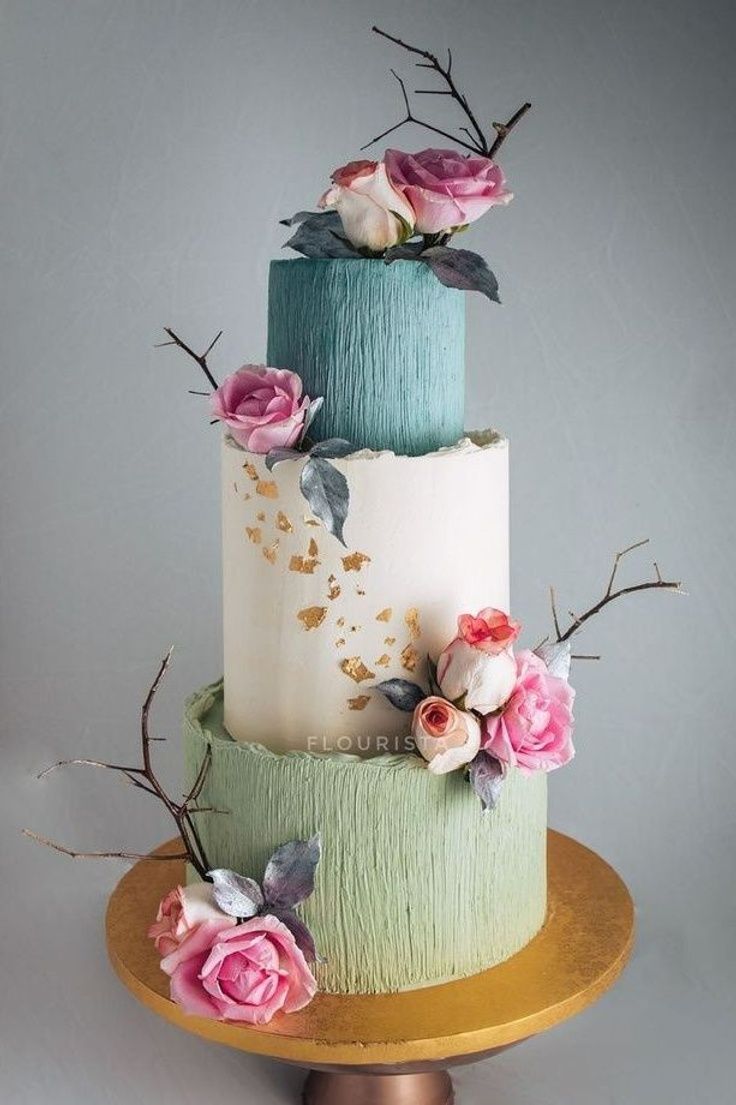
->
[340,657,375,684]
[405,607,421,641]
[243,493,251,501]
[256,480,279,499]
[289,555,319,575]
[263,540,279,565]
[356,587,366,596]
[335,637,346,648]
[384,636,396,646]
[243,462,259,481]
[327,575,341,600]
[276,511,293,533]
[297,606,327,630]
[336,617,346,628]
[348,695,371,711]
[257,511,266,522]
[350,625,361,633]
[246,526,262,545]
[376,608,392,623]
[308,537,319,558]
[375,653,391,668]
[401,644,420,672]
[304,516,321,527]
[342,551,371,573]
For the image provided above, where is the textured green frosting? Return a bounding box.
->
[184,682,548,995]
[266,258,465,456]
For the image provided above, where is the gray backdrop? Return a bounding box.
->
[2,1,734,1102]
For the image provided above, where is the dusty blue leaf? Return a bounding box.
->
[384,241,425,263]
[300,457,349,545]
[421,246,500,303]
[270,908,320,963]
[263,835,321,910]
[283,211,359,259]
[534,641,572,682]
[299,396,325,445]
[265,447,303,471]
[308,438,355,460]
[279,210,320,227]
[208,869,264,918]
[469,752,505,812]
[374,679,427,712]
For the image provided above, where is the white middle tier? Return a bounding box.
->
[222,431,509,754]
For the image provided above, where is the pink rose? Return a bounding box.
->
[437,608,521,714]
[319,159,415,252]
[210,366,310,453]
[482,650,575,775]
[385,148,513,235]
[148,882,234,958]
[412,696,481,775]
[161,913,317,1024]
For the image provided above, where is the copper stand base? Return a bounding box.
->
[303,1069,453,1105]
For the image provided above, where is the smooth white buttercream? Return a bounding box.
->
[222,432,509,754]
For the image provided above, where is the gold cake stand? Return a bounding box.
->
[106,830,634,1104]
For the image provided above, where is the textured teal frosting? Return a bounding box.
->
[266,259,465,456]
[184,682,548,995]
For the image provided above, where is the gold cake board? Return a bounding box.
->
[106,830,634,1104]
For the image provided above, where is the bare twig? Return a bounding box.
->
[22,830,188,863]
[552,541,683,645]
[159,328,221,392]
[366,26,531,160]
[30,649,217,879]
[549,586,562,641]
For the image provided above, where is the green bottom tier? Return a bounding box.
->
[184,682,548,995]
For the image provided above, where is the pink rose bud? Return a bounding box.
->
[160,913,317,1024]
[210,365,311,454]
[412,696,481,775]
[482,650,576,775]
[436,607,521,714]
[148,883,235,958]
[318,159,415,252]
[385,148,513,236]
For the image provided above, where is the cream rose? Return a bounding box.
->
[412,697,481,775]
[318,159,415,252]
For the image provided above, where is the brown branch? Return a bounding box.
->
[489,101,533,159]
[158,328,221,391]
[368,27,532,161]
[552,541,683,645]
[31,649,216,880]
[22,830,188,863]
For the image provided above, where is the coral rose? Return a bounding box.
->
[437,607,520,714]
[161,913,317,1024]
[482,650,575,775]
[412,696,481,775]
[385,148,513,235]
[211,366,310,453]
[319,159,415,252]
[148,882,234,958]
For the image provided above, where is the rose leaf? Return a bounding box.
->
[420,246,501,303]
[374,678,427,712]
[469,752,506,812]
[299,456,349,545]
[207,869,264,919]
[263,835,321,910]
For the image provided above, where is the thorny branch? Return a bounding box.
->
[157,328,222,392]
[363,26,531,160]
[25,649,218,879]
[550,539,684,647]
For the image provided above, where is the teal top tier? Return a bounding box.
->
[266,258,465,456]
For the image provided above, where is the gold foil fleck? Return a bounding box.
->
[246,526,262,545]
[289,555,319,575]
[340,657,375,684]
[342,551,372,573]
[356,587,366,596]
[384,635,397,646]
[336,617,346,628]
[263,540,279,565]
[256,480,279,499]
[276,511,293,533]
[243,492,252,501]
[297,605,327,631]
[348,695,371,711]
[257,511,266,522]
[376,608,392,623]
[335,637,346,648]
[350,625,361,633]
[308,537,319,558]
[401,644,420,672]
[405,607,421,641]
[243,462,259,481]
[375,653,391,668]
[304,517,321,527]
[327,575,341,601]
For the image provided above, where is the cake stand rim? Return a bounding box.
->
[105,829,635,1068]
